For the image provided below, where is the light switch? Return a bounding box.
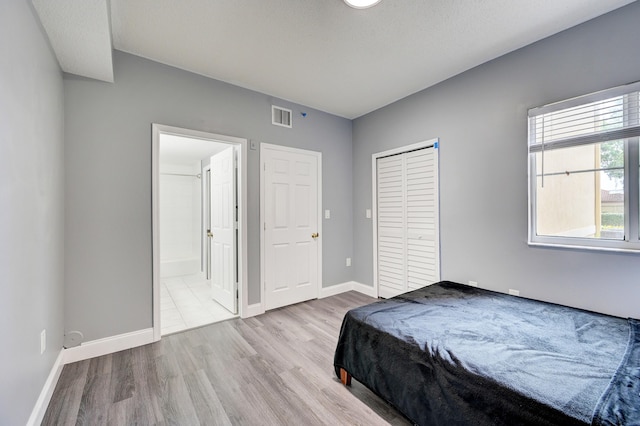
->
[324,209,331,219]
[366,209,371,219]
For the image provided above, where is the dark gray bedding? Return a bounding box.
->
[333,281,640,425]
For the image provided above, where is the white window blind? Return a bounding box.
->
[529,82,640,153]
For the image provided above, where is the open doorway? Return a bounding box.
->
[152,124,248,340]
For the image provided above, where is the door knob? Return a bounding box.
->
[207,230,213,238]
[311,232,319,239]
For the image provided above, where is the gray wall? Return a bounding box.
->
[0,1,65,424]
[64,51,353,341]
[352,2,640,319]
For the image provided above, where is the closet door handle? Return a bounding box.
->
[311,232,319,239]
[207,230,213,238]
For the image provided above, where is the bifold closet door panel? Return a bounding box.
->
[405,148,437,291]
[377,155,406,294]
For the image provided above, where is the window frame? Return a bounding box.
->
[527,82,640,253]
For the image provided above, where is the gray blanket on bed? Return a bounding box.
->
[593,318,640,426]
[334,282,639,425]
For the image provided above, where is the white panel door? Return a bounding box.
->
[210,146,237,313]
[263,146,320,310]
[377,146,439,298]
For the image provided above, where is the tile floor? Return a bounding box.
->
[161,273,237,335]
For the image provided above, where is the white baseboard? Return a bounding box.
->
[243,303,265,318]
[160,258,201,278]
[319,281,355,298]
[352,281,377,298]
[29,328,154,424]
[242,283,378,317]
[27,350,64,426]
[63,328,154,364]
[318,281,378,299]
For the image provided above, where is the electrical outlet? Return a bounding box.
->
[325,209,331,219]
[366,209,371,219]
[468,281,478,287]
[346,257,351,267]
[509,289,520,296]
[40,329,46,355]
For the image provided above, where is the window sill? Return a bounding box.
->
[528,240,640,254]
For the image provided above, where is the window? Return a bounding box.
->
[528,82,640,252]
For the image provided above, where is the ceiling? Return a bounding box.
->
[33,0,635,119]
[160,134,229,165]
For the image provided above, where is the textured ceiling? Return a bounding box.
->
[160,134,228,165]
[33,0,635,119]
[32,0,113,83]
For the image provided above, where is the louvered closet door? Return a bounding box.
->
[377,146,439,299]
[377,155,406,295]
[405,149,438,291]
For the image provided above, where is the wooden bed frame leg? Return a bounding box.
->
[340,368,352,386]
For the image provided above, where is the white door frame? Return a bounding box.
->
[260,143,322,312]
[152,123,248,342]
[371,138,440,298]
[202,165,212,280]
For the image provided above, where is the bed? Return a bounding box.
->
[333,281,639,426]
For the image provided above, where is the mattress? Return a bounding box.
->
[334,281,640,425]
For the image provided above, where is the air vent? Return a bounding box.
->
[272,105,292,128]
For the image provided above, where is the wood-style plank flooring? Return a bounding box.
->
[42,291,411,425]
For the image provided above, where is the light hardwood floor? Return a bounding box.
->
[42,291,411,425]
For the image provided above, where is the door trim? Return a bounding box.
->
[151,123,248,342]
[202,165,211,280]
[260,143,322,313]
[371,138,440,298]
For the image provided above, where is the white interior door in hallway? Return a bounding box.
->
[375,141,440,299]
[261,144,322,311]
[210,146,237,314]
